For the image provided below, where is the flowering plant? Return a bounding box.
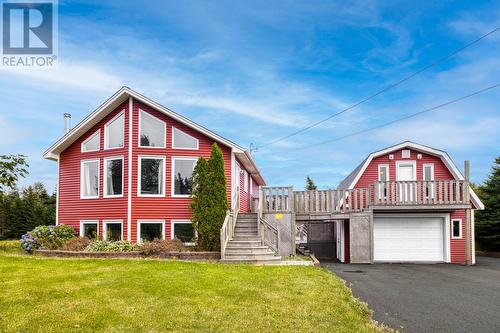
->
[20,225,76,252]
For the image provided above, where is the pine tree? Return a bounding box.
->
[190,157,209,248]
[475,157,500,251]
[306,176,317,190]
[205,143,228,251]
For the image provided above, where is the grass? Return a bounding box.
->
[0,240,23,254]
[0,241,379,333]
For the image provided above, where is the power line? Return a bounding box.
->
[257,26,500,149]
[281,82,500,152]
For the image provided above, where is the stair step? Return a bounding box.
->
[227,241,262,247]
[220,257,281,263]
[224,253,278,260]
[232,236,262,242]
[226,244,269,250]
[225,248,272,255]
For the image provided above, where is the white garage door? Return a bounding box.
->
[374,217,445,262]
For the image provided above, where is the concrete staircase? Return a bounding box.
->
[221,213,281,263]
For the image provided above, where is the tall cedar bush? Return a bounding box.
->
[306,176,317,190]
[190,144,228,251]
[475,157,500,251]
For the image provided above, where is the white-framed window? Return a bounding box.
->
[423,163,435,198]
[452,219,462,239]
[139,109,166,148]
[172,157,197,197]
[249,177,253,195]
[81,130,100,152]
[137,220,165,243]
[171,220,197,246]
[104,156,124,198]
[172,127,199,150]
[378,164,389,198]
[104,111,124,149]
[80,220,99,239]
[80,159,99,199]
[402,149,411,158]
[138,156,165,197]
[103,220,123,241]
[243,170,248,193]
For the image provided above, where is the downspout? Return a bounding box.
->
[127,97,133,241]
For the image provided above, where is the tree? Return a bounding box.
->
[306,176,317,190]
[475,157,500,251]
[0,154,29,193]
[189,143,228,251]
[190,157,209,248]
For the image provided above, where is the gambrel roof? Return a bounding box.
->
[337,141,484,209]
[43,86,265,185]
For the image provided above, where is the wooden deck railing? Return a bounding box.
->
[220,186,239,259]
[370,180,467,206]
[260,180,468,215]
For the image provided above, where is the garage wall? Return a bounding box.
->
[450,209,469,264]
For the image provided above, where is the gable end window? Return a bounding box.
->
[172,157,197,197]
[402,149,411,158]
[172,127,199,150]
[452,219,462,239]
[81,159,99,199]
[139,110,166,148]
[81,130,100,152]
[104,157,124,197]
[105,112,124,149]
[138,156,165,196]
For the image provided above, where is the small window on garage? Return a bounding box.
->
[452,219,462,239]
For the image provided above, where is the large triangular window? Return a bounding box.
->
[81,130,100,152]
[172,127,199,150]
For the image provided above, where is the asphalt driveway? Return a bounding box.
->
[322,257,500,333]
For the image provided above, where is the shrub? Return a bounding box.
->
[20,225,76,252]
[85,240,139,252]
[63,237,92,251]
[139,238,187,255]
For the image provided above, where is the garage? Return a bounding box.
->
[374,216,447,262]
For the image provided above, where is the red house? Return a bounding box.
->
[334,141,484,265]
[43,87,265,244]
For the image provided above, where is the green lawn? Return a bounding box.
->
[0,242,379,333]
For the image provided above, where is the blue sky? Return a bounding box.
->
[1,0,499,191]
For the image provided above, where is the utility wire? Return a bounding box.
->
[281,82,500,152]
[257,27,500,149]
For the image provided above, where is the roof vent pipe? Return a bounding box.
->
[64,113,72,134]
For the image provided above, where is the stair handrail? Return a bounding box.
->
[258,216,280,255]
[220,186,240,259]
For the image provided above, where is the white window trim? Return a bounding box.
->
[80,220,99,237]
[80,159,100,199]
[171,126,199,150]
[104,111,125,150]
[401,149,411,158]
[103,156,124,198]
[138,155,166,197]
[423,163,435,180]
[138,109,166,149]
[171,156,198,198]
[171,220,197,246]
[102,220,123,241]
[243,170,248,193]
[249,177,253,195]
[452,219,462,239]
[137,220,165,243]
[378,164,389,182]
[81,129,100,152]
[395,160,417,180]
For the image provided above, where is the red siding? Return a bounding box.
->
[450,209,470,264]
[354,148,454,189]
[237,161,250,213]
[130,100,232,241]
[58,102,129,237]
[58,98,234,241]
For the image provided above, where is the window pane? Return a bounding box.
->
[83,131,99,151]
[173,127,197,149]
[82,161,99,197]
[106,114,124,148]
[140,223,163,242]
[106,159,123,196]
[140,111,165,147]
[141,158,163,195]
[424,166,432,180]
[83,223,98,239]
[174,159,195,195]
[453,221,460,237]
[379,166,388,182]
[106,223,122,241]
[174,223,195,243]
